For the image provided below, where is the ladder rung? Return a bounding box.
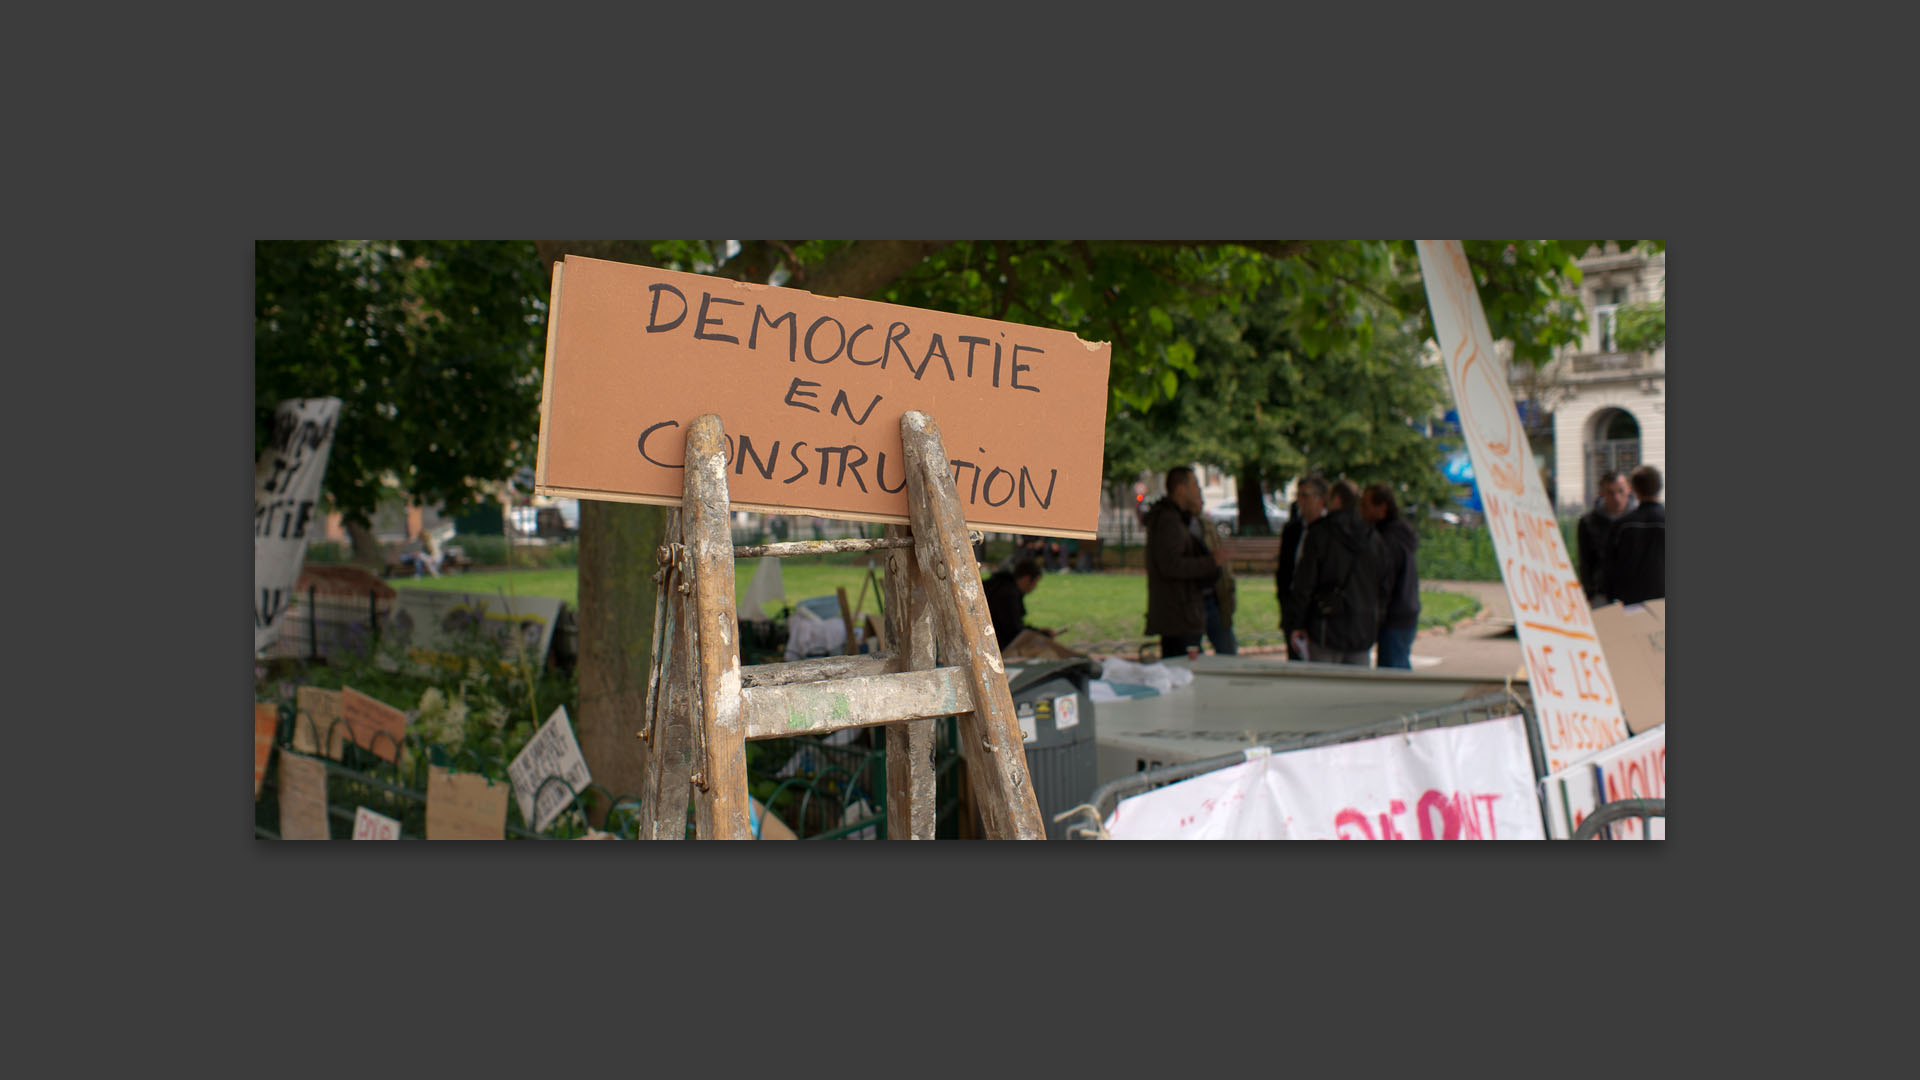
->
[741,652,894,688]
[731,531,982,560]
[741,668,975,741]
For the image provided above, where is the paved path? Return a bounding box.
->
[1408,579,1525,682]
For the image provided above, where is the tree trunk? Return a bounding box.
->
[346,521,385,569]
[1234,470,1272,536]
[573,498,667,825]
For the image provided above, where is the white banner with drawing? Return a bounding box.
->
[255,397,342,654]
[1104,715,1545,840]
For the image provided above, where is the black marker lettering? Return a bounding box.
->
[992,340,1003,387]
[950,459,980,503]
[838,445,869,493]
[959,335,990,378]
[881,321,911,372]
[982,467,1015,507]
[830,389,883,426]
[907,333,954,381]
[875,451,908,494]
[639,420,683,468]
[782,440,811,484]
[646,284,688,332]
[735,435,780,480]
[846,324,882,366]
[750,306,798,362]
[693,292,743,344]
[784,377,823,412]
[804,316,846,364]
[1011,344,1042,392]
[815,445,849,486]
[1018,465,1057,509]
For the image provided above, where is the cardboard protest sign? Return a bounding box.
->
[255,397,342,655]
[1540,725,1665,839]
[425,766,510,840]
[352,806,403,840]
[507,706,592,833]
[1589,600,1665,734]
[340,687,409,764]
[292,686,348,759]
[1416,242,1632,773]
[255,702,278,799]
[1105,715,1545,840]
[277,753,331,840]
[534,256,1113,538]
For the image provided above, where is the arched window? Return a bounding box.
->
[1586,407,1641,505]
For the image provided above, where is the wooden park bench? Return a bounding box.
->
[1211,535,1282,576]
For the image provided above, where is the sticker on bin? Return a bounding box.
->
[1054,694,1079,731]
[1016,701,1038,743]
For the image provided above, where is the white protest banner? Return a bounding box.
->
[507,706,592,833]
[1416,243,1632,773]
[255,397,342,655]
[1105,716,1545,840]
[1540,725,1666,840]
[352,806,402,840]
[384,590,567,670]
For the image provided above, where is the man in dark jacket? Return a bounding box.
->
[1144,466,1219,661]
[983,557,1048,649]
[1602,465,1665,605]
[1360,483,1420,669]
[1287,480,1389,665]
[1275,476,1326,660]
[1577,471,1633,604]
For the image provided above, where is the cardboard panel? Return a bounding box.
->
[425,766,509,840]
[277,753,331,840]
[1589,599,1665,734]
[535,256,1112,538]
[292,686,348,759]
[341,687,409,763]
[255,702,278,799]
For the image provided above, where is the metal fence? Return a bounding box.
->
[1055,690,1537,839]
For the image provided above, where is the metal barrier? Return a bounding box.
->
[1570,798,1665,841]
[1054,690,1533,839]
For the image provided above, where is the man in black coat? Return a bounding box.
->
[1144,466,1219,661]
[1577,471,1634,604]
[1275,476,1326,660]
[1603,465,1666,605]
[1287,480,1389,666]
[1360,483,1421,669]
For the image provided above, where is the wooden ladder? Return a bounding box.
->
[633,410,1047,840]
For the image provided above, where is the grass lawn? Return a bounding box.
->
[394,562,1480,647]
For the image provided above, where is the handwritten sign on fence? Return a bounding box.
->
[341,687,409,764]
[292,686,347,759]
[352,806,403,840]
[425,766,510,840]
[507,706,592,833]
[534,256,1113,538]
[277,753,330,840]
[1416,241,1632,773]
[1540,725,1665,839]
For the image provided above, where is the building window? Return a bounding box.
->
[1594,286,1628,353]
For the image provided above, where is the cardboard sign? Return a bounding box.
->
[1589,600,1665,734]
[292,686,348,759]
[385,591,566,670]
[255,702,278,799]
[425,765,510,840]
[352,806,403,840]
[1105,715,1545,840]
[534,256,1112,538]
[341,687,409,763]
[277,752,331,840]
[507,706,593,833]
[1416,242,1631,773]
[1540,725,1665,839]
[256,397,342,654]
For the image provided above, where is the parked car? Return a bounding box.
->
[1206,497,1285,529]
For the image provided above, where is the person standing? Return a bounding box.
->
[1144,466,1220,662]
[1603,465,1666,605]
[1359,483,1420,669]
[1577,471,1634,604]
[1287,480,1389,666]
[1276,476,1327,660]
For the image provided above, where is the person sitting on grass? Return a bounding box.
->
[983,557,1053,650]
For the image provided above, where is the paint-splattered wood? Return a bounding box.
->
[884,524,939,840]
[639,525,697,839]
[741,652,895,688]
[899,410,1046,840]
[732,536,916,559]
[739,668,973,740]
[686,414,753,840]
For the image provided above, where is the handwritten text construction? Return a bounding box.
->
[535,256,1110,538]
